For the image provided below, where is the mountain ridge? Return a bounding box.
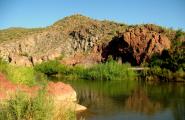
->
[0,14,184,66]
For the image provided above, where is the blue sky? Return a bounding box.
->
[0,0,185,30]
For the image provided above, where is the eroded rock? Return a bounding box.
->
[102,25,171,65]
[9,54,33,66]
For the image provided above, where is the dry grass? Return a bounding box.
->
[53,101,77,120]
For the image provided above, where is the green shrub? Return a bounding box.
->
[6,66,36,86]
[77,61,136,80]
[140,66,185,82]
[0,58,8,74]
[0,59,37,86]
[34,60,76,76]
[0,90,78,120]
[0,90,54,120]
[34,60,136,81]
[34,60,61,75]
[149,48,185,71]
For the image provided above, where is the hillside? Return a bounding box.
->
[0,14,184,67]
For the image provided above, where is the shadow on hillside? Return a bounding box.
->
[101,36,137,65]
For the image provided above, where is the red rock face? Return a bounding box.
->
[101,25,171,65]
[0,73,76,102]
[0,73,39,100]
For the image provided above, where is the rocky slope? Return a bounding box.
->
[0,14,183,66]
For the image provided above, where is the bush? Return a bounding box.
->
[0,59,37,86]
[140,66,185,82]
[34,60,61,75]
[34,60,136,81]
[0,58,8,74]
[53,102,77,120]
[0,90,54,120]
[149,48,185,72]
[6,66,36,86]
[78,61,136,80]
[0,90,78,120]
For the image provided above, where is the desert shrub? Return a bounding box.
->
[0,27,43,42]
[150,48,185,72]
[0,90,78,120]
[0,90,54,120]
[140,66,185,82]
[53,102,77,120]
[34,60,84,77]
[6,66,36,86]
[0,58,8,74]
[34,60,62,75]
[0,59,37,86]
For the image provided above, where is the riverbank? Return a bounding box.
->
[0,57,184,120]
[34,59,185,82]
[0,73,86,120]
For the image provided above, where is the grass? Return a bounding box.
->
[140,66,185,82]
[34,60,137,81]
[0,90,54,120]
[53,102,77,120]
[0,59,78,120]
[34,60,72,76]
[6,66,36,86]
[0,59,36,86]
[0,58,49,86]
[0,90,78,120]
[0,59,8,74]
[34,60,61,75]
[0,27,43,42]
[78,61,136,80]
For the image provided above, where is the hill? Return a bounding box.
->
[0,14,184,67]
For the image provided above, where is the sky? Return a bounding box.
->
[0,0,185,30]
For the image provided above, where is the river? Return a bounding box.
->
[50,77,185,120]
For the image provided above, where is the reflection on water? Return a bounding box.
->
[50,77,185,120]
[124,88,162,115]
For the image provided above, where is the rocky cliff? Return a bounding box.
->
[102,25,171,65]
[0,14,178,66]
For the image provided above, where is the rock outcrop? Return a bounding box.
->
[47,82,77,102]
[0,73,86,111]
[101,25,171,65]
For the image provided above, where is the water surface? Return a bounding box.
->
[50,77,185,120]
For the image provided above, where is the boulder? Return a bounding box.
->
[47,82,77,102]
[0,73,86,111]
